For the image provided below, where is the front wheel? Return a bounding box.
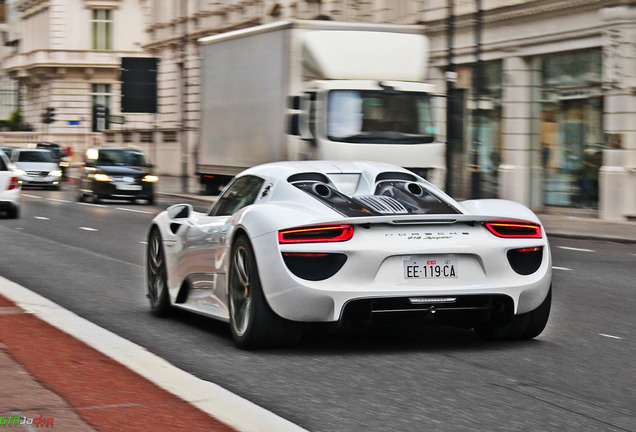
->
[146,228,171,316]
[475,287,552,341]
[228,235,301,349]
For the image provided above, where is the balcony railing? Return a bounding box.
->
[3,49,137,72]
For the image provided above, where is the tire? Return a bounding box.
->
[228,235,301,349]
[475,286,552,341]
[146,228,171,317]
[147,195,155,205]
[7,205,19,219]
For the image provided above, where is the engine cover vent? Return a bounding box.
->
[353,195,408,215]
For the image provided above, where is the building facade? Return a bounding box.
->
[2,0,153,151]
[423,0,636,220]
[3,0,634,220]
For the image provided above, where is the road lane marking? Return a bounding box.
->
[116,207,152,214]
[34,216,50,220]
[47,198,71,203]
[78,202,107,208]
[22,194,41,199]
[599,333,623,340]
[0,276,309,432]
[79,227,98,232]
[557,246,595,253]
[552,266,572,271]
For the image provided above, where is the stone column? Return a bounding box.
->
[498,56,535,207]
[599,5,636,220]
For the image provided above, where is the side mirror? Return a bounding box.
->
[168,203,193,220]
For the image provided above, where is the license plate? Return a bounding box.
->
[404,258,458,279]
[116,184,142,191]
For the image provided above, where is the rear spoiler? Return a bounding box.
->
[301,214,537,227]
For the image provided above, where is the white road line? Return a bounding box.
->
[116,207,152,214]
[77,202,107,208]
[599,333,623,340]
[557,246,595,253]
[0,276,308,432]
[22,194,41,199]
[79,227,98,232]
[552,266,572,271]
[140,241,148,245]
[47,198,71,203]
[34,216,50,220]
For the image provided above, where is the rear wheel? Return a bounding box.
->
[228,235,301,349]
[6,205,19,219]
[146,228,171,316]
[475,287,552,341]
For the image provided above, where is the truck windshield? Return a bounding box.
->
[327,90,435,144]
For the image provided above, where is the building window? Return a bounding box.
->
[539,49,604,209]
[92,9,112,50]
[162,131,177,142]
[140,131,154,143]
[91,83,111,108]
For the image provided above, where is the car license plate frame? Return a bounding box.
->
[116,183,142,191]
[404,258,458,279]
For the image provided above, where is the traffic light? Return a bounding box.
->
[41,107,56,124]
[92,104,110,132]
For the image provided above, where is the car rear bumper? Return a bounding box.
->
[251,225,552,323]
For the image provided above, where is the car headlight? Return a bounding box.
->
[14,169,27,177]
[94,173,113,181]
[142,175,159,183]
[49,170,63,177]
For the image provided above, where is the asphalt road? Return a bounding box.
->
[1,186,635,432]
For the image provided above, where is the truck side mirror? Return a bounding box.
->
[288,113,301,136]
[288,96,302,110]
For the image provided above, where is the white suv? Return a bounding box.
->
[10,148,62,190]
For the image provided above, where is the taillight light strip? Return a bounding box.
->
[8,176,20,190]
[278,225,354,244]
[483,221,542,238]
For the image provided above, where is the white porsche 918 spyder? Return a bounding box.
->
[146,161,551,349]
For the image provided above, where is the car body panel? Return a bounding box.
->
[148,160,552,327]
[0,151,20,216]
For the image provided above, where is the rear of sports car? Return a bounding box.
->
[251,176,551,339]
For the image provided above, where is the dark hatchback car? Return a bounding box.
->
[76,147,157,204]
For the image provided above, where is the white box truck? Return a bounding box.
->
[197,19,444,193]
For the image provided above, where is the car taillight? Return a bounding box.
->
[278,225,354,244]
[483,221,542,238]
[8,176,20,190]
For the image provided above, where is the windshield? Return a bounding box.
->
[18,151,54,163]
[327,90,435,144]
[97,149,148,167]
